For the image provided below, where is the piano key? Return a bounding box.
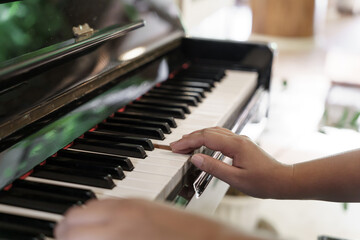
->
[0,189,81,214]
[84,131,154,150]
[132,99,191,114]
[12,179,96,202]
[149,88,203,102]
[58,148,134,171]
[162,80,212,92]
[143,92,198,106]
[155,85,206,98]
[114,112,177,128]
[125,104,186,119]
[97,122,166,140]
[0,203,63,223]
[26,176,160,200]
[32,165,116,189]
[106,115,172,133]
[123,171,171,184]
[7,187,86,205]
[0,227,45,240]
[0,212,55,237]
[170,77,215,87]
[73,138,147,159]
[46,156,125,180]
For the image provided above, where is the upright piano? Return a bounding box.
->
[0,0,273,239]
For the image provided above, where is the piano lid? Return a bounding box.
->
[0,0,183,66]
[0,0,184,140]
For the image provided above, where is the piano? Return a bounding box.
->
[0,0,273,239]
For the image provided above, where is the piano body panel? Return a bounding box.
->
[181,37,274,90]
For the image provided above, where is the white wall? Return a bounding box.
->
[179,0,235,32]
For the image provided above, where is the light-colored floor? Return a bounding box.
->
[187,2,360,240]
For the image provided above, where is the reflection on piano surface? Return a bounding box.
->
[0,0,273,239]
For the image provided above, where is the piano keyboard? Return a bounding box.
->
[0,64,257,239]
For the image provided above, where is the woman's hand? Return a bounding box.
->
[170,127,293,199]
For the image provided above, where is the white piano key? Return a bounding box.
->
[0,203,63,222]
[26,176,158,200]
[147,148,190,162]
[124,171,172,184]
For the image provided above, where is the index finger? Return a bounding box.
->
[170,127,239,159]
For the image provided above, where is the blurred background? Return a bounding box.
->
[175,0,360,239]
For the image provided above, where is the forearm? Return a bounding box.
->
[284,149,360,202]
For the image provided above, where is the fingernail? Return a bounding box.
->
[191,155,204,168]
[169,140,178,147]
[170,140,177,144]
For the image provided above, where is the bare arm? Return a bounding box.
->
[170,127,360,202]
[290,149,360,202]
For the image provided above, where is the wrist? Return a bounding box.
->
[271,163,296,199]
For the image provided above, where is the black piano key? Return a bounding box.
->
[143,93,198,106]
[32,165,116,189]
[114,112,177,128]
[0,212,55,237]
[149,88,203,102]
[84,130,154,150]
[12,180,96,203]
[47,156,125,180]
[58,148,134,171]
[125,104,185,119]
[98,122,166,140]
[162,80,212,92]
[171,77,215,87]
[73,138,147,159]
[13,179,96,202]
[155,85,206,98]
[132,99,191,114]
[0,227,45,240]
[0,189,81,214]
[106,115,172,133]
[7,187,86,205]
[51,154,126,170]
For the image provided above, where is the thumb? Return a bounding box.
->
[190,153,240,186]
